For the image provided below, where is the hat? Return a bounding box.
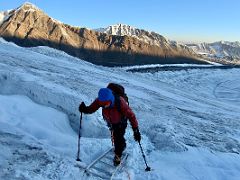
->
[98,88,115,106]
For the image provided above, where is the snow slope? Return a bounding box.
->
[0,37,240,179]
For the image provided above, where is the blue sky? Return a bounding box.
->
[0,0,239,43]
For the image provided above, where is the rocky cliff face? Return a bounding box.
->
[96,23,169,47]
[96,23,194,55]
[0,3,206,66]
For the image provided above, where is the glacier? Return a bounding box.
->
[0,37,240,179]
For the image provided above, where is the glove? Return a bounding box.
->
[133,127,141,142]
[79,102,86,113]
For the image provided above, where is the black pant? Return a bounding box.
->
[111,123,127,157]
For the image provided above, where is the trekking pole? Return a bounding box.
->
[76,112,82,161]
[110,130,114,147]
[138,141,151,171]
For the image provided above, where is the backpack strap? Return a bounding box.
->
[114,94,128,127]
[114,94,121,113]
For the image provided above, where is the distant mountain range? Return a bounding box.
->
[1,3,239,66]
[185,41,240,63]
[0,3,208,66]
[95,23,195,54]
[96,24,172,47]
[96,24,240,64]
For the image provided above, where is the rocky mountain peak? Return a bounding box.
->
[18,2,41,12]
[95,23,195,54]
[95,23,170,47]
[0,2,46,27]
[97,23,140,36]
[0,4,206,66]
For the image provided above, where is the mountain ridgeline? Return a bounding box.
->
[0,3,207,66]
[186,41,240,63]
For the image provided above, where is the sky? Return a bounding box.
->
[0,0,240,43]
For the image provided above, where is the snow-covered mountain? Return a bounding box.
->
[96,24,240,64]
[186,41,240,62]
[96,23,169,47]
[0,9,12,25]
[0,12,4,24]
[1,37,240,179]
[0,3,206,67]
[95,23,194,54]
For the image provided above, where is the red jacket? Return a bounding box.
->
[84,97,138,128]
